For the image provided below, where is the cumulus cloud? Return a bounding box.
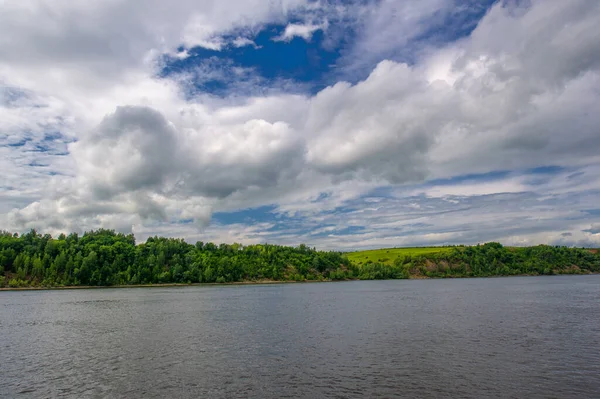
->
[0,0,311,96]
[59,104,304,226]
[305,61,445,183]
[1,0,600,248]
[76,106,180,198]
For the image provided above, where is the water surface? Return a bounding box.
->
[1,276,599,398]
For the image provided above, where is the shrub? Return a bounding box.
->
[8,278,20,288]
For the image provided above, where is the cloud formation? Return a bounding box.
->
[1,0,600,248]
[274,22,326,42]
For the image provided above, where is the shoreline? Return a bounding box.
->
[0,279,337,292]
[1,273,597,292]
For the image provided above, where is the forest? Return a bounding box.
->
[357,242,600,279]
[0,229,598,288]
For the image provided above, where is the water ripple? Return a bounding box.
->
[1,276,599,398]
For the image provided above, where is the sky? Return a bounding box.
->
[1,0,600,250]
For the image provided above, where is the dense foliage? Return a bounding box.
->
[357,242,600,279]
[0,229,354,288]
[0,230,598,288]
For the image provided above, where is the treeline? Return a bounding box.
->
[0,229,354,288]
[1,230,599,288]
[358,242,600,279]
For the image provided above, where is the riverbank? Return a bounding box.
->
[0,279,337,291]
[1,272,598,292]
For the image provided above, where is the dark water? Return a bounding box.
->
[1,276,599,398]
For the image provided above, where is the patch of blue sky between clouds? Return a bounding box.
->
[425,170,512,187]
[159,0,499,97]
[3,131,73,156]
[194,180,600,249]
[207,164,588,244]
[160,23,347,96]
[211,204,346,237]
[212,205,279,225]
[409,165,568,193]
[210,205,316,234]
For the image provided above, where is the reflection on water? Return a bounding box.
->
[1,276,599,398]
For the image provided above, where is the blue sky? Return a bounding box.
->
[2,0,600,249]
[160,0,498,95]
[162,26,344,95]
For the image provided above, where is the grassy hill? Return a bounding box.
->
[346,244,600,280]
[346,247,453,266]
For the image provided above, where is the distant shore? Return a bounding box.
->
[0,279,335,292]
[1,273,598,292]
[2,232,598,291]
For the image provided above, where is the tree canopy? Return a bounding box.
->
[0,229,353,287]
[0,230,598,288]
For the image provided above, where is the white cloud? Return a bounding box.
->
[1,0,600,248]
[336,0,450,77]
[416,178,528,198]
[232,37,259,48]
[274,22,326,42]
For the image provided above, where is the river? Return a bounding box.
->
[1,276,599,398]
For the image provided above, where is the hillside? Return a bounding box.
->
[350,243,600,280]
[346,247,452,266]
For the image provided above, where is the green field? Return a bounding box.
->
[346,247,453,265]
